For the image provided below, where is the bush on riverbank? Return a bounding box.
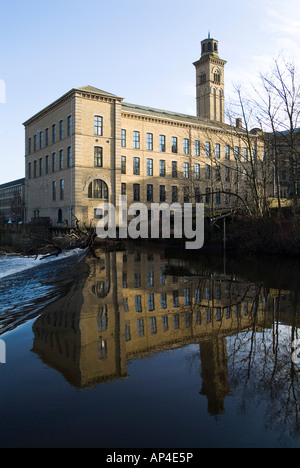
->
[226,215,300,255]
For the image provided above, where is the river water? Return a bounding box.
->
[0,244,300,448]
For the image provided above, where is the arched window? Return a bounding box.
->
[214,70,221,84]
[88,180,109,199]
[208,42,212,51]
[214,43,218,52]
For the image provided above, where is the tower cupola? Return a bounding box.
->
[193,34,227,123]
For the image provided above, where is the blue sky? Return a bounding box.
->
[1,0,300,183]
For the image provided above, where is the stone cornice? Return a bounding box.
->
[23,88,123,127]
[121,110,254,139]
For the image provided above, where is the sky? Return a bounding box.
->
[1,0,300,184]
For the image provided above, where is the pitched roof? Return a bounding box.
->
[75,86,119,98]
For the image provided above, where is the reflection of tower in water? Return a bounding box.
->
[200,337,230,416]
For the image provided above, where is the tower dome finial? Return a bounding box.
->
[208,30,211,39]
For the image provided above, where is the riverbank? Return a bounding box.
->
[225,216,300,256]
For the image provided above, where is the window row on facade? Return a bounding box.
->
[119,183,226,205]
[122,290,252,314]
[121,129,263,161]
[121,156,248,182]
[28,116,72,154]
[28,147,72,178]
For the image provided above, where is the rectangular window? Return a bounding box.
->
[183,162,189,178]
[133,157,140,175]
[206,308,212,324]
[59,120,63,140]
[173,290,179,308]
[52,181,57,201]
[234,146,239,160]
[52,153,56,172]
[148,294,155,312]
[216,191,221,205]
[67,147,72,168]
[125,324,131,342]
[94,116,103,136]
[173,314,180,330]
[205,164,211,179]
[40,131,43,150]
[161,293,167,310]
[243,148,248,162]
[135,295,142,312]
[150,317,157,334]
[172,186,178,203]
[28,162,32,179]
[121,183,126,196]
[59,150,64,170]
[215,143,220,159]
[225,145,230,160]
[45,128,49,147]
[147,184,153,202]
[147,158,153,176]
[162,315,168,331]
[134,272,141,288]
[94,208,103,220]
[160,185,166,202]
[133,131,140,149]
[195,140,200,156]
[225,166,230,182]
[159,135,166,152]
[60,179,64,200]
[123,298,129,312]
[147,268,154,286]
[195,187,201,203]
[67,116,72,137]
[194,163,200,180]
[172,161,178,178]
[137,319,144,337]
[28,138,32,155]
[205,142,211,157]
[184,288,191,306]
[32,160,36,178]
[205,188,211,204]
[94,147,103,167]
[121,129,126,148]
[39,158,43,177]
[121,156,126,174]
[45,155,49,174]
[215,165,221,181]
[34,135,37,152]
[172,137,178,153]
[133,184,140,202]
[183,138,189,155]
[159,160,166,177]
[52,125,56,144]
[184,187,189,203]
[146,133,153,151]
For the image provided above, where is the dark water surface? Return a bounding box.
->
[1,245,300,448]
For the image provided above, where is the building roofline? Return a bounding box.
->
[0,178,25,189]
[121,102,245,134]
[23,86,124,126]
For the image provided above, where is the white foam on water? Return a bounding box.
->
[0,248,87,280]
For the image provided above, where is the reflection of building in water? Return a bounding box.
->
[32,249,296,415]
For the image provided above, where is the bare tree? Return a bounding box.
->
[256,57,300,219]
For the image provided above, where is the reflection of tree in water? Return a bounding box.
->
[227,291,300,440]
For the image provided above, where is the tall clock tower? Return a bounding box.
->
[193,35,227,123]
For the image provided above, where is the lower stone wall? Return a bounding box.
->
[0,224,51,251]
